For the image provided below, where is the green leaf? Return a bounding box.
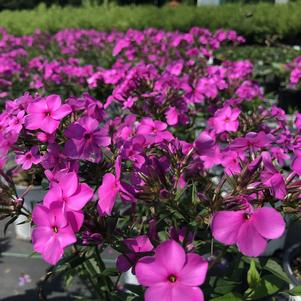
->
[247,259,261,288]
[100,267,119,277]
[213,279,241,295]
[246,274,287,300]
[4,215,18,235]
[243,257,290,284]
[191,183,200,205]
[175,185,187,201]
[211,292,243,301]
[289,285,301,296]
[124,284,144,296]
[264,259,291,284]
[64,271,74,288]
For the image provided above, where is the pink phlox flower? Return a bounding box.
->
[230,131,273,152]
[260,152,287,200]
[212,206,285,257]
[221,150,244,175]
[7,110,25,134]
[135,240,208,301]
[64,116,111,163]
[44,171,93,231]
[136,117,173,144]
[121,135,146,168]
[32,201,77,265]
[194,131,221,169]
[116,235,154,273]
[211,106,240,134]
[15,146,41,170]
[25,95,72,134]
[97,156,134,216]
[165,106,179,126]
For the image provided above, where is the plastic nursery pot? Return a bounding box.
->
[124,268,139,286]
[14,185,45,241]
[283,243,301,301]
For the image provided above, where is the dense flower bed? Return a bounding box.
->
[0,28,301,300]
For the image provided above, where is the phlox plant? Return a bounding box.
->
[0,27,300,301]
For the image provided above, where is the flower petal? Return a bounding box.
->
[45,95,61,111]
[43,183,63,207]
[252,207,285,240]
[67,183,93,211]
[135,256,168,286]
[60,172,78,197]
[42,236,64,265]
[116,254,136,273]
[26,100,47,113]
[144,284,172,301]
[48,201,68,228]
[212,211,245,245]
[237,222,267,257]
[172,285,204,301]
[25,113,44,130]
[52,104,72,120]
[97,173,119,216]
[67,210,84,232]
[56,224,76,249]
[155,240,186,275]
[40,117,59,134]
[32,205,50,227]
[32,226,52,253]
[178,254,208,286]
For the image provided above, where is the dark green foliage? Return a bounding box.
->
[2,2,301,45]
[0,0,82,10]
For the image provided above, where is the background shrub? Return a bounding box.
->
[1,3,301,44]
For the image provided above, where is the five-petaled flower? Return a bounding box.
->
[135,240,208,301]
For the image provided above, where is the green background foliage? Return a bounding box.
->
[2,2,301,44]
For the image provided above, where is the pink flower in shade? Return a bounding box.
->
[7,110,25,134]
[230,132,272,152]
[64,116,111,163]
[290,68,301,85]
[0,154,6,170]
[15,146,41,170]
[211,106,240,134]
[136,118,173,144]
[116,235,154,272]
[43,172,93,231]
[196,78,218,99]
[166,61,183,76]
[135,240,208,301]
[121,135,146,168]
[31,202,76,265]
[98,157,133,216]
[25,95,72,134]
[97,173,119,216]
[221,150,244,175]
[194,132,221,169]
[260,152,286,200]
[295,113,301,130]
[292,150,301,175]
[169,227,195,252]
[270,147,289,166]
[165,107,179,126]
[212,207,285,257]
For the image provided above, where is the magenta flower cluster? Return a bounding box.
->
[0,27,300,301]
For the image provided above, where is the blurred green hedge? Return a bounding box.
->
[0,0,82,10]
[1,3,301,44]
